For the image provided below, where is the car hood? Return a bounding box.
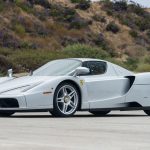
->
[0,77,13,84]
[0,76,56,94]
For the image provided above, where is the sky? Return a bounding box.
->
[92,0,150,8]
[132,0,150,7]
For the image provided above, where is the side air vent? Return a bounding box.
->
[0,98,19,108]
[125,76,135,90]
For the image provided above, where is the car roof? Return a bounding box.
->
[68,58,107,63]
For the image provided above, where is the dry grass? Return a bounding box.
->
[0,0,149,73]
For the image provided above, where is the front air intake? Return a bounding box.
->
[0,98,19,108]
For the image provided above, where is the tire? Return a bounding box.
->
[50,82,80,117]
[89,110,110,116]
[144,110,150,116]
[0,111,15,117]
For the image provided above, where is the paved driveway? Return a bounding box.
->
[0,111,149,150]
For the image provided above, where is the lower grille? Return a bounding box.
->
[0,98,19,108]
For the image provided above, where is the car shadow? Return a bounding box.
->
[73,114,147,118]
[10,113,147,118]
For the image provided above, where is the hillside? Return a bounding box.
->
[0,0,150,75]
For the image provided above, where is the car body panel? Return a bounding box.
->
[134,73,150,84]
[84,76,130,108]
[0,77,14,84]
[0,58,150,112]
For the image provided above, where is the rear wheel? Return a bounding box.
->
[89,110,110,116]
[144,110,150,116]
[50,82,80,117]
[0,111,15,117]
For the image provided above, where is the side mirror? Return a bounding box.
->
[7,69,13,77]
[74,67,90,77]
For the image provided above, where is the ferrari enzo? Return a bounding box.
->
[0,58,150,117]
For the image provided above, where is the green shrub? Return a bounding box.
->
[135,64,150,72]
[92,15,106,23]
[50,5,76,22]
[0,55,15,74]
[61,36,85,46]
[34,9,48,21]
[103,0,142,14]
[14,0,22,5]
[102,0,150,32]
[20,41,37,49]
[106,22,120,33]
[75,0,91,10]
[124,57,139,71]
[70,18,89,29]
[63,43,110,59]
[0,71,3,77]
[135,18,150,31]
[102,0,127,14]
[113,0,128,12]
[128,2,145,16]
[102,0,113,9]
[15,15,49,37]
[0,47,69,74]
[94,33,106,46]
[9,49,68,72]
[34,23,49,36]
[129,30,138,38]
[118,14,135,28]
[70,0,82,3]
[0,44,113,73]
[147,30,150,38]
[0,48,13,56]
[119,14,150,31]
[33,0,51,8]
[106,10,113,16]
[13,23,25,36]
[147,47,150,51]
[15,0,34,13]
[144,56,150,64]
[0,1,4,12]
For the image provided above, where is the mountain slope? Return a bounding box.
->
[0,0,150,74]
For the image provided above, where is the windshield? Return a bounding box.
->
[33,59,81,76]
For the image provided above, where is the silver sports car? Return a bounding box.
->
[0,58,150,117]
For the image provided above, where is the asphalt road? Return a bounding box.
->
[0,111,149,150]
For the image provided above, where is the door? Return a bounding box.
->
[82,61,130,109]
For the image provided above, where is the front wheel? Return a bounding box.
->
[89,110,110,116]
[0,111,15,117]
[50,82,80,117]
[144,110,150,116]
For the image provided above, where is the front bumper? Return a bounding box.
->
[0,94,26,111]
[0,92,53,112]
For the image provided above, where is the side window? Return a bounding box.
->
[83,61,107,75]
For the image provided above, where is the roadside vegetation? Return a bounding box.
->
[0,0,150,75]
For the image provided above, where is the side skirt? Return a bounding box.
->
[82,106,150,112]
[81,102,150,111]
